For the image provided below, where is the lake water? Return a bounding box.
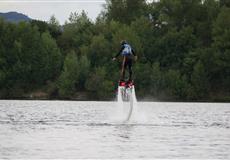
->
[0,100,230,159]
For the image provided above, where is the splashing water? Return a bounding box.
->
[131,86,137,103]
[130,86,147,123]
[112,85,146,123]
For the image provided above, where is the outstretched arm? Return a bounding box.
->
[132,48,137,61]
[113,45,125,60]
[132,48,136,56]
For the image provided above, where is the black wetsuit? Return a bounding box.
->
[114,43,136,81]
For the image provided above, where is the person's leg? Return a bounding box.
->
[120,56,126,81]
[128,58,133,81]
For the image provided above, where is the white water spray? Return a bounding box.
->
[110,85,147,123]
[117,86,138,122]
[132,86,137,103]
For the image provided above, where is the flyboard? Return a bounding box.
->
[117,80,136,122]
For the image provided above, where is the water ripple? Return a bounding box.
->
[0,100,229,159]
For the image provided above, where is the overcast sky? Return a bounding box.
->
[0,0,106,24]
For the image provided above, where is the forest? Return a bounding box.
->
[0,0,229,101]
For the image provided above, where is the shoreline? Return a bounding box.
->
[1,90,229,102]
[0,97,229,103]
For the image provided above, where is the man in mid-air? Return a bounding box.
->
[113,40,137,83]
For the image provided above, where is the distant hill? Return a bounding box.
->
[0,12,31,23]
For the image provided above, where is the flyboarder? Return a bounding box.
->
[112,40,137,83]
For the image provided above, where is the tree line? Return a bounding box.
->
[0,0,229,101]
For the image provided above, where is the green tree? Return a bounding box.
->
[154,27,196,69]
[86,34,111,67]
[85,67,114,99]
[212,6,230,91]
[58,11,93,53]
[58,51,90,97]
[104,0,147,24]
[149,62,162,96]
[191,60,208,99]
[163,70,188,99]
[31,20,49,33]
[48,15,62,39]
[77,55,90,89]
[41,32,62,80]
[219,0,230,7]
[130,16,155,63]
[58,51,79,97]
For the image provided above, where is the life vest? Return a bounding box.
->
[122,44,132,56]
